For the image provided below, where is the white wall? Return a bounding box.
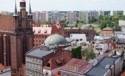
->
[94,43,108,55]
[0,70,11,76]
[43,69,52,76]
[26,57,43,76]
[70,34,87,42]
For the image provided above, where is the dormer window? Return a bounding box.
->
[56,59,62,66]
[80,39,82,41]
[38,30,41,33]
[44,30,47,33]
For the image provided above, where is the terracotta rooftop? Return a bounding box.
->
[102,27,113,30]
[44,51,71,70]
[0,15,14,32]
[101,30,114,34]
[60,58,92,75]
[121,72,125,76]
[0,64,5,70]
[0,63,9,70]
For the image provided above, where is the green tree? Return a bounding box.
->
[71,46,82,59]
[89,16,97,23]
[86,49,96,60]
[98,15,124,30]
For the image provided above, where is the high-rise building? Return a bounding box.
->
[49,11,61,22]
[32,11,41,22]
[98,10,104,16]
[40,11,48,22]
[79,11,89,23]
[67,11,77,24]
[123,11,125,15]
[110,10,117,16]
[0,0,33,76]
[117,11,123,15]
[89,11,99,19]
[110,10,123,16]
[104,11,110,16]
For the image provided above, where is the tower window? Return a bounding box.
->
[20,2,26,7]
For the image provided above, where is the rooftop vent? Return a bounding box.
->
[105,65,111,69]
[92,60,98,66]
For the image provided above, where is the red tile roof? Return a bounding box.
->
[0,63,9,70]
[44,51,72,70]
[121,72,125,76]
[0,15,14,31]
[0,64,5,70]
[101,30,114,34]
[61,58,92,75]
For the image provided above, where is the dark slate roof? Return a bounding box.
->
[26,45,54,58]
[85,56,120,76]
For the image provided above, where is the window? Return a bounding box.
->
[38,30,41,33]
[39,40,41,42]
[76,39,79,42]
[46,63,50,67]
[44,30,47,33]
[96,48,102,50]
[45,72,48,76]
[80,39,82,41]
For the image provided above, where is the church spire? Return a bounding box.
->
[14,0,18,16]
[28,0,32,15]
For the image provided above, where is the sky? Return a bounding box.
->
[0,0,125,12]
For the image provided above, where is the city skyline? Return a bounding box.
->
[0,0,125,12]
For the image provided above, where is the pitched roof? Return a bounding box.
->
[44,51,71,70]
[0,15,14,32]
[26,45,55,58]
[101,31,114,34]
[102,27,113,30]
[0,64,5,70]
[85,56,120,76]
[61,58,92,75]
[26,47,54,58]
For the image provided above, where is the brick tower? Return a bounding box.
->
[11,0,33,75]
[0,0,33,76]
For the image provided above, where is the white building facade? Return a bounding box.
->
[0,64,11,76]
[26,57,43,76]
[119,20,125,32]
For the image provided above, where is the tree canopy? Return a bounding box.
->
[98,15,125,31]
[71,46,82,59]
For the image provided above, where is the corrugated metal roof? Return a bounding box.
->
[85,56,120,76]
[26,49,54,58]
